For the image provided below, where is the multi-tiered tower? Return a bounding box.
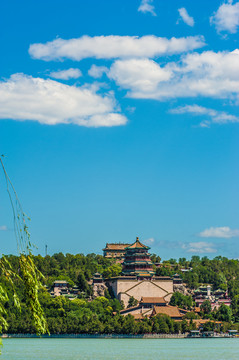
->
[122,237,155,278]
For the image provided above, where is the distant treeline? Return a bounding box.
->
[5,294,239,335]
[1,253,239,334]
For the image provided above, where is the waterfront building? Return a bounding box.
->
[188,319,222,330]
[228,330,238,337]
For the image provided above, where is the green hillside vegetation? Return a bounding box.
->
[1,253,239,334]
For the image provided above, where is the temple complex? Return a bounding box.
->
[104,237,174,307]
[193,285,231,310]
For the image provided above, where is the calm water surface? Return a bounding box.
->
[1,338,239,360]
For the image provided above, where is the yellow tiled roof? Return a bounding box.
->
[104,243,131,250]
[126,237,149,249]
[152,305,183,318]
[141,297,167,304]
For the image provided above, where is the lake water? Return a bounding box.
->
[1,338,239,360]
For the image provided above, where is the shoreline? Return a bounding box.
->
[2,334,186,339]
[1,333,236,339]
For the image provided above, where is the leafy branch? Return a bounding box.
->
[0,156,48,335]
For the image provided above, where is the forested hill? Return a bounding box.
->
[3,253,239,297]
[1,253,239,334]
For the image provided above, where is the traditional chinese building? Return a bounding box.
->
[122,237,155,278]
[193,285,231,310]
[150,305,185,320]
[119,296,186,320]
[50,280,79,299]
[92,273,107,297]
[103,243,131,259]
[106,237,174,307]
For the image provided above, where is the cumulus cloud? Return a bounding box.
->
[178,8,195,27]
[138,0,156,16]
[0,225,8,231]
[49,68,82,80]
[210,1,239,34]
[182,242,217,254]
[29,35,205,61]
[170,105,239,127]
[108,58,172,94]
[0,73,127,127]
[88,65,108,78]
[107,49,239,102]
[199,226,239,238]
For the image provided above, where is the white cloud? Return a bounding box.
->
[178,8,195,27]
[210,1,239,34]
[88,65,108,78]
[0,73,127,127]
[138,0,156,16]
[170,105,239,127]
[29,35,205,61]
[182,242,217,254]
[0,225,8,231]
[107,49,239,102]
[199,226,239,238]
[49,68,82,80]
[108,58,172,94]
[144,237,155,245]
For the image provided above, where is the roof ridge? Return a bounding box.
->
[126,237,149,249]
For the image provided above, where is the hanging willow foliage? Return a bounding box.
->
[0,156,49,338]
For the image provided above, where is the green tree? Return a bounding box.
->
[200,300,212,315]
[102,264,122,278]
[183,312,199,320]
[179,258,187,266]
[158,317,169,333]
[77,272,90,293]
[202,321,215,332]
[190,256,201,265]
[169,292,193,309]
[231,294,239,321]
[181,319,189,333]
[216,304,232,322]
[150,254,161,263]
[183,271,199,289]
[127,296,138,308]
[122,315,137,334]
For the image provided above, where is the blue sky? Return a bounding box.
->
[0,0,239,259]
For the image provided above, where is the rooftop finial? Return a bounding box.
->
[136,237,139,241]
